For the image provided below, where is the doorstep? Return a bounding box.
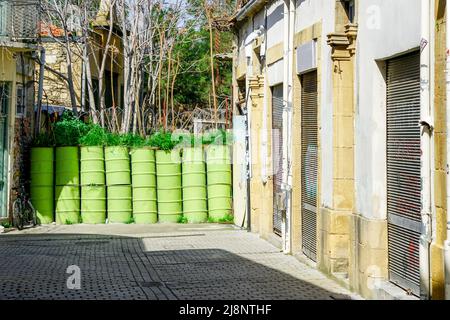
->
[374,281,420,300]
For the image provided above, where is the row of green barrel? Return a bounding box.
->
[30,145,232,224]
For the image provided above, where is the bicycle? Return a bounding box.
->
[12,184,37,230]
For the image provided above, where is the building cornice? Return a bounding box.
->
[327,23,358,61]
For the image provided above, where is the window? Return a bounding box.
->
[0,82,9,116]
[344,0,355,23]
[16,84,26,117]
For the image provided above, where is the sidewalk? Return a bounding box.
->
[0,224,361,300]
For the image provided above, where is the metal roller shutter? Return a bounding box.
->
[386,51,421,296]
[301,71,318,261]
[272,84,284,236]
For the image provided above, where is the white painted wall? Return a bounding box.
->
[295,0,328,31]
[268,59,284,86]
[267,0,284,49]
[237,19,253,68]
[355,0,421,220]
[294,0,335,208]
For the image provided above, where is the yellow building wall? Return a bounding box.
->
[0,47,35,220]
[430,0,447,300]
[39,28,124,110]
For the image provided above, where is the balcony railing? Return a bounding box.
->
[0,0,40,42]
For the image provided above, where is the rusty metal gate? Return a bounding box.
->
[301,71,318,261]
[386,51,421,296]
[272,84,284,236]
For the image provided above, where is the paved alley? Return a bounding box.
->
[0,224,359,300]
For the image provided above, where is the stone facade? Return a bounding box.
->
[38,26,124,112]
[232,0,449,300]
[39,41,83,108]
[430,0,447,300]
[0,47,35,221]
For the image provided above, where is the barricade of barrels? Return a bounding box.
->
[30,145,232,224]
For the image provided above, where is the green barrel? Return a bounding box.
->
[105,146,131,186]
[107,185,132,223]
[55,185,80,224]
[81,186,106,224]
[206,145,232,221]
[80,146,105,224]
[156,149,182,223]
[182,147,207,223]
[30,147,54,224]
[55,146,79,185]
[55,147,80,224]
[131,148,157,224]
[80,146,105,185]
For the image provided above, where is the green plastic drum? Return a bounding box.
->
[55,185,80,224]
[55,147,79,186]
[132,187,157,224]
[31,186,54,224]
[182,147,207,223]
[131,148,157,224]
[80,146,105,185]
[156,149,182,223]
[107,185,132,223]
[206,145,232,222]
[131,148,156,187]
[105,146,131,186]
[30,147,54,187]
[81,186,106,224]
[30,147,54,224]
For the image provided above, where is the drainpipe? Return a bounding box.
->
[445,0,450,300]
[281,0,295,253]
[261,5,268,184]
[419,0,432,300]
[243,24,262,231]
[244,85,252,231]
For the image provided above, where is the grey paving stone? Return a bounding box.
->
[0,225,360,300]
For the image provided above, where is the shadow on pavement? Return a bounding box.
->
[0,233,351,300]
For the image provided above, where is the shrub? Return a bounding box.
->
[53,112,90,146]
[78,124,107,146]
[104,132,122,146]
[146,130,182,150]
[120,133,145,148]
[32,131,55,147]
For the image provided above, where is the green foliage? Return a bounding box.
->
[53,112,90,146]
[120,133,145,148]
[185,134,203,147]
[202,129,232,145]
[177,216,188,224]
[104,132,122,146]
[78,124,107,146]
[146,130,183,150]
[125,217,135,224]
[207,214,233,224]
[0,221,11,228]
[164,0,233,107]
[218,214,234,223]
[32,131,55,147]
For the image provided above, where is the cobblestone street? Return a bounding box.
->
[0,224,359,300]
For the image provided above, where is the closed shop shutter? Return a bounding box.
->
[386,51,421,296]
[272,84,283,236]
[301,71,318,261]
